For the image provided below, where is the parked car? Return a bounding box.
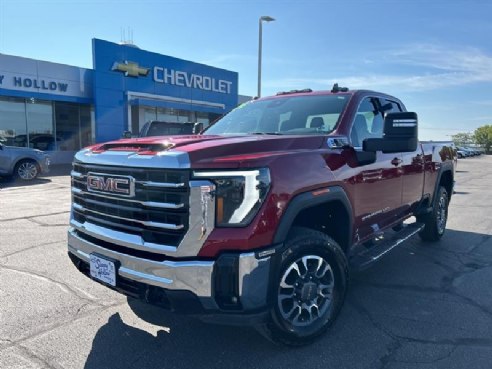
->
[68,86,455,346]
[465,147,482,156]
[0,143,50,180]
[457,147,473,157]
[456,149,467,158]
[122,121,204,138]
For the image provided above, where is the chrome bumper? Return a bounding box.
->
[40,156,50,173]
[68,227,272,312]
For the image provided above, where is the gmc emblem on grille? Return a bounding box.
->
[87,173,135,197]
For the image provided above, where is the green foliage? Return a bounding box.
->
[451,132,474,147]
[474,125,492,153]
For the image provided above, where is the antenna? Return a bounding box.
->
[118,27,139,48]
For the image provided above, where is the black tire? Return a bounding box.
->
[418,186,448,242]
[258,227,349,346]
[15,159,40,181]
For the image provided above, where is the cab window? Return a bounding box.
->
[351,97,384,148]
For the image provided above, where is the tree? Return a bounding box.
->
[451,132,474,147]
[474,125,492,153]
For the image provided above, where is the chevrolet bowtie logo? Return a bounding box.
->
[111,61,150,77]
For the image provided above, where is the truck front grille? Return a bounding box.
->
[71,163,190,250]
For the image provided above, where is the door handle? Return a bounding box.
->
[391,157,402,166]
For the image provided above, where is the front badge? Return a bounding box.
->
[86,172,135,197]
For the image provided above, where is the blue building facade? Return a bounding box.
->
[0,38,240,163]
[92,39,238,143]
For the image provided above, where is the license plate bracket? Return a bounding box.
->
[90,254,117,287]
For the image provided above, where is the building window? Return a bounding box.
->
[27,100,54,150]
[54,102,95,151]
[0,96,93,151]
[0,97,27,147]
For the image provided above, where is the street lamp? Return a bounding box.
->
[257,15,275,98]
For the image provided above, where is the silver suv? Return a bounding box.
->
[0,143,50,180]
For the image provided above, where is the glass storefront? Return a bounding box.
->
[0,96,93,151]
[132,106,222,134]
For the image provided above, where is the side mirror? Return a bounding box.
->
[193,122,204,134]
[122,131,133,139]
[363,112,418,153]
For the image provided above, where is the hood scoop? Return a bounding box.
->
[94,142,175,154]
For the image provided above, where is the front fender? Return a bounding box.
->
[273,186,353,247]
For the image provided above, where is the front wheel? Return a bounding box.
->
[259,227,348,346]
[418,186,449,242]
[15,160,40,181]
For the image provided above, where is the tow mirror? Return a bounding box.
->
[363,112,418,153]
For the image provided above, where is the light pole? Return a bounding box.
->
[257,15,275,98]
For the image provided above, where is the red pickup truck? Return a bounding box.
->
[68,85,455,345]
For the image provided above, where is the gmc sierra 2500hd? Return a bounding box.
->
[68,85,455,345]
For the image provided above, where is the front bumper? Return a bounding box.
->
[68,227,273,318]
[40,156,50,174]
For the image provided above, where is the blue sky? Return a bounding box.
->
[0,0,491,140]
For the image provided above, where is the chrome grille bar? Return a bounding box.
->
[70,219,177,254]
[139,181,185,188]
[71,172,184,189]
[73,202,184,230]
[71,187,184,209]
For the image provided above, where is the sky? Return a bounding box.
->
[0,0,491,140]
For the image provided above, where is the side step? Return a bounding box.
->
[350,222,424,271]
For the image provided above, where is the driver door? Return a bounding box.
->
[349,97,404,242]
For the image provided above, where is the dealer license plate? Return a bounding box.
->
[90,254,116,287]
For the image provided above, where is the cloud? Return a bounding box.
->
[264,44,492,92]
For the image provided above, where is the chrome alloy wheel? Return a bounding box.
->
[277,255,335,327]
[437,194,447,234]
[17,161,38,180]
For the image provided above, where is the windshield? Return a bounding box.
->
[204,94,350,135]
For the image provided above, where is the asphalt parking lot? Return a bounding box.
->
[1,156,491,369]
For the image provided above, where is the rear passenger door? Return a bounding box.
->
[350,97,404,241]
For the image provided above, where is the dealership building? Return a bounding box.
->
[0,38,242,163]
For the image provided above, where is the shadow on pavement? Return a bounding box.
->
[84,304,286,369]
[83,228,492,369]
[0,176,52,189]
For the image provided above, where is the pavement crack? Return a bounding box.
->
[0,240,65,259]
[0,210,70,222]
[14,344,58,369]
[0,301,126,353]
[0,264,103,306]
[348,298,404,369]
[26,217,68,227]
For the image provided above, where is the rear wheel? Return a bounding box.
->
[418,186,448,242]
[15,160,39,181]
[259,227,348,346]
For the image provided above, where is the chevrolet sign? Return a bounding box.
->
[111,61,150,77]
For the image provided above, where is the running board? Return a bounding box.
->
[350,222,425,271]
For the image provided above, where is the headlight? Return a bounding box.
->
[193,168,271,226]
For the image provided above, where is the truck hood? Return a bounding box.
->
[85,134,326,168]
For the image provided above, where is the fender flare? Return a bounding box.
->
[431,162,454,206]
[272,186,354,249]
